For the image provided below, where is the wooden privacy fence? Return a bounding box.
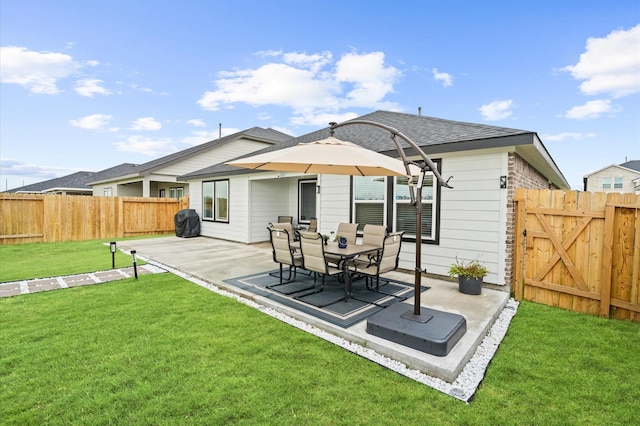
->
[0,194,190,244]
[513,189,640,322]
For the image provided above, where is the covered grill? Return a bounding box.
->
[174,209,200,238]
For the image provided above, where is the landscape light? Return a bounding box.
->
[131,250,138,279]
[110,242,117,268]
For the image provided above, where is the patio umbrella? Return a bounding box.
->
[228,123,451,321]
[226,136,421,177]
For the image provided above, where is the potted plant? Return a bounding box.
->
[448,258,488,295]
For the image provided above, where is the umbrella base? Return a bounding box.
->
[366,302,466,357]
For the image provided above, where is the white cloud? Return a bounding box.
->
[114,135,176,156]
[565,99,621,120]
[562,24,640,98]
[69,113,113,129]
[543,132,597,142]
[129,82,167,95]
[130,117,162,131]
[187,119,206,127]
[0,46,80,94]
[478,99,514,121]
[432,68,453,87]
[0,158,77,179]
[198,50,401,126]
[75,78,112,97]
[290,111,359,127]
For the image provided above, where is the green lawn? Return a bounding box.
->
[0,238,154,282]
[1,241,639,424]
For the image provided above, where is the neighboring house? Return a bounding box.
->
[89,127,292,198]
[179,110,570,288]
[3,163,138,195]
[583,160,640,194]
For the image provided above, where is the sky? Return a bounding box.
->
[1,1,639,191]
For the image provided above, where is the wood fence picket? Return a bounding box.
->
[514,189,639,321]
[0,194,189,244]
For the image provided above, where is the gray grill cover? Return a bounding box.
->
[174,209,200,237]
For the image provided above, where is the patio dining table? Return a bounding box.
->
[324,241,381,302]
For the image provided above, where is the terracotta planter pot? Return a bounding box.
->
[458,275,483,295]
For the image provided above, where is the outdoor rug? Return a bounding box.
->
[224,270,429,328]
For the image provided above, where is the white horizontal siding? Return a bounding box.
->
[188,149,511,285]
[155,139,272,177]
[415,150,509,284]
[317,174,351,235]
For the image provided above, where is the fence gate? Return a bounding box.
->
[513,189,639,322]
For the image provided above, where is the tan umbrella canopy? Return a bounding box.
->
[228,122,451,321]
[226,136,421,177]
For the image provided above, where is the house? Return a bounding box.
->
[583,160,640,194]
[88,127,292,198]
[3,163,138,195]
[179,110,569,288]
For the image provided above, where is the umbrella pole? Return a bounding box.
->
[400,183,433,322]
[414,185,423,315]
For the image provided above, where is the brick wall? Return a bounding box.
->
[504,153,556,290]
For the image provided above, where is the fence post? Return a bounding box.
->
[513,188,527,300]
[600,200,615,317]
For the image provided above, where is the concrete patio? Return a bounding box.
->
[115,236,510,386]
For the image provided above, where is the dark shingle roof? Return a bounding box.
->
[180,110,534,180]
[620,160,640,172]
[4,163,139,193]
[89,163,140,182]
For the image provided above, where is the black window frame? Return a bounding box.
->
[202,179,229,223]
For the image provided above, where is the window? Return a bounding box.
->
[353,176,386,231]
[159,189,166,198]
[395,174,436,240]
[169,187,184,199]
[298,180,317,223]
[203,180,229,222]
[614,177,623,189]
[352,161,440,242]
[602,177,611,189]
[104,187,112,196]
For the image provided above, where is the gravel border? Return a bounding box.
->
[145,257,519,403]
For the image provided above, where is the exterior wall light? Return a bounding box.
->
[500,175,507,189]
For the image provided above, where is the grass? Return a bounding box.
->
[1,241,639,425]
[0,238,157,282]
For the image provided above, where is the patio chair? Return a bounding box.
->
[335,222,358,243]
[269,222,296,243]
[352,224,387,268]
[351,231,407,301]
[307,217,318,233]
[296,231,344,305]
[326,222,359,268]
[267,226,302,289]
[277,215,293,224]
[361,224,387,246]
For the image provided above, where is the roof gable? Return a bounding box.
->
[132,127,291,175]
[180,110,542,181]
[584,161,640,178]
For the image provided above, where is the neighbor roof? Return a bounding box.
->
[620,160,640,172]
[584,160,640,177]
[180,110,567,187]
[4,163,138,193]
[89,127,292,185]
